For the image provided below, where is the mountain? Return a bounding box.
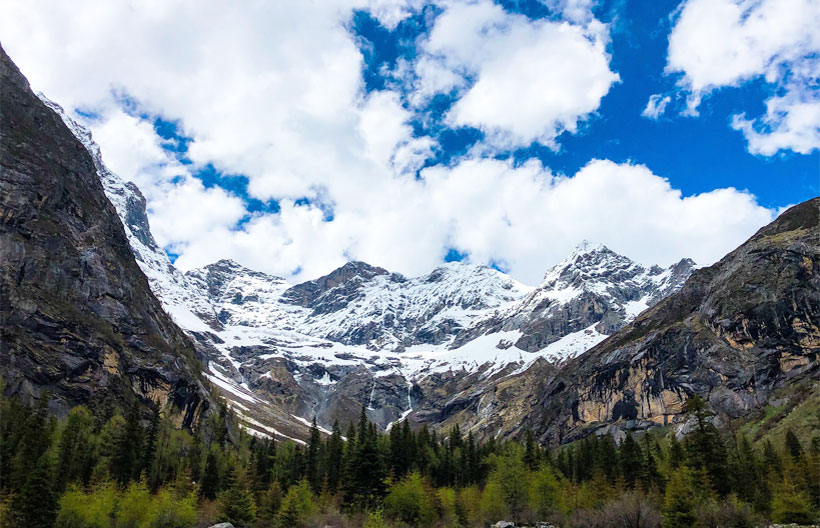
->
[19,81,696,440]
[0,45,208,426]
[6,44,811,449]
[487,198,819,444]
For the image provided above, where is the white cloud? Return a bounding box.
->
[412,0,619,149]
[642,94,671,119]
[165,157,776,286]
[0,0,778,286]
[667,0,820,154]
[87,107,248,248]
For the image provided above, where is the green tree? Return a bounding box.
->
[305,417,322,493]
[218,467,257,527]
[141,405,160,487]
[115,479,152,528]
[619,433,643,489]
[112,401,144,486]
[662,466,697,528]
[325,421,344,494]
[487,450,529,522]
[10,452,58,528]
[771,476,814,524]
[199,447,221,500]
[683,395,729,495]
[277,479,315,528]
[784,430,803,462]
[55,405,96,492]
[529,464,563,519]
[384,471,434,526]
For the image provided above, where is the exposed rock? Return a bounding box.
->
[0,45,208,424]
[522,198,820,443]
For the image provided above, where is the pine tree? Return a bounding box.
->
[141,404,160,488]
[683,395,730,495]
[596,433,619,483]
[524,429,539,470]
[112,400,144,486]
[306,417,322,492]
[619,433,643,489]
[668,434,685,470]
[10,451,58,528]
[762,439,782,476]
[200,447,221,500]
[771,475,814,524]
[642,434,663,491]
[662,466,697,528]
[326,420,344,494]
[784,430,803,462]
[55,405,95,491]
[10,396,52,493]
[218,467,257,527]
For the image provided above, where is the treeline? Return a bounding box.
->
[0,392,817,528]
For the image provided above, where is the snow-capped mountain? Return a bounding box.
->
[44,96,694,440]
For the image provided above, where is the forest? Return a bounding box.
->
[0,391,816,528]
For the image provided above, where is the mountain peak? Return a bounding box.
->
[570,240,611,256]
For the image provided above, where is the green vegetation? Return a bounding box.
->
[0,393,816,527]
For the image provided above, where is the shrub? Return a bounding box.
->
[56,483,118,528]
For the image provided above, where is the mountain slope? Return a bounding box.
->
[0,45,207,425]
[521,198,819,443]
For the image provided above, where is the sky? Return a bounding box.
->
[1,0,818,285]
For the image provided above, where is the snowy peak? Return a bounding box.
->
[282,260,400,313]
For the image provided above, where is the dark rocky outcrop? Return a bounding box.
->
[0,45,208,424]
[523,198,819,443]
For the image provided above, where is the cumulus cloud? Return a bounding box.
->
[411,0,619,149]
[165,157,777,285]
[87,107,247,249]
[667,0,820,155]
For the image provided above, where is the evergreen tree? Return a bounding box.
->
[257,481,283,524]
[642,434,663,490]
[595,433,619,483]
[619,433,643,489]
[218,467,257,527]
[668,434,685,470]
[112,400,144,486]
[683,395,730,495]
[771,475,814,524]
[306,417,322,492]
[662,466,697,528]
[326,420,344,494]
[200,447,221,500]
[784,430,803,462]
[277,479,315,528]
[10,395,52,492]
[55,405,95,491]
[524,429,539,470]
[10,451,58,528]
[762,439,782,476]
[141,404,160,487]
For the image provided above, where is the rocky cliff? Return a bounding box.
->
[0,45,208,425]
[518,198,819,443]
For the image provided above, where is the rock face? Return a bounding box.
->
[0,45,208,425]
[452,242,695,354]
[519,199,819,443]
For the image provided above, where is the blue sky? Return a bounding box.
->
[2,0,818,283]
[349,0,817,208]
